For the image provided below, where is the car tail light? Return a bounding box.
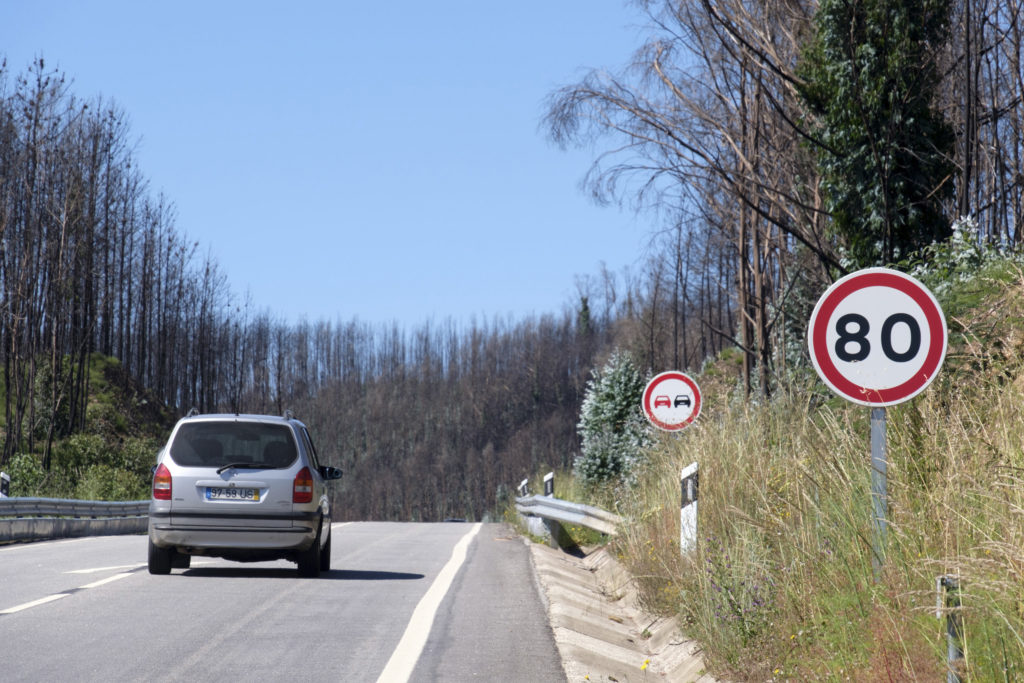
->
[293,467,313,504]
[153,463,172,500]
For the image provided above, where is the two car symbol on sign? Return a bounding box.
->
[654,394,691,409]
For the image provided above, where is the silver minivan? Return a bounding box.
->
[147,412,342,577]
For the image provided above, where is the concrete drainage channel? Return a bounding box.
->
[526,539,717,682]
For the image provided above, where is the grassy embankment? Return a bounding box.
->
[529,261,1024,680]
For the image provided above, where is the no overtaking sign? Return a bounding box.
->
[642,371,701,432]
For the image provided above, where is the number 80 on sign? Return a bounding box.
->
[807,268,947,407]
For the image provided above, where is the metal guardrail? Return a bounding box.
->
[0,498,149,517]
[515,494,622,537]
[0,497,149,543]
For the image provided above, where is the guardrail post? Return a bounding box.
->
[680,462,698,554]
[538,472,575,552]
[936,575,964,682]
[0,471,9,498]
[543,516,579,554]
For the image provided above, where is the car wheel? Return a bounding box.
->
[297,523,322,578]
[148,537,172,575]
[319,527,332,572]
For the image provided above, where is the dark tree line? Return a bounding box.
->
[0,59,236,466]
[0,57,736,518]
[295,316,592,520]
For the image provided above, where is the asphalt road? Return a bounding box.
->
[0,522,565,682]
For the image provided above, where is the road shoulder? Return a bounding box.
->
[527,540,718,682]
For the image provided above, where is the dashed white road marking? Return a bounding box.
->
[3,522,354,616]
[79,572,134,589]
[3,563,147,615]
[0,593,71,615]
[67,564,146,574]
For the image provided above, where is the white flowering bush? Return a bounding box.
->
[574,350,652,486]
[908,216,1021,295]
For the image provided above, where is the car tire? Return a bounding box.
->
[297,522,322,578]
[319,527,332,572]
[148,537,172,575]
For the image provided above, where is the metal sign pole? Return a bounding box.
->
[870,407,887,575]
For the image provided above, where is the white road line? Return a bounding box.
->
[3,522,352,617]
[3,565,144,615]
[67,564,146,574]
[0,593,70,614]
[79,572,134,589]
[0,536,94,553]
[376,522,482,683]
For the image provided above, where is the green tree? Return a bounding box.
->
[799,0,955,268]
[574,351,651,486]
[5,453,46,497]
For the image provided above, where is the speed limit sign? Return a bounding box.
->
[808,268,947,407]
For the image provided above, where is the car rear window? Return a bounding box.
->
[169,422,298,468]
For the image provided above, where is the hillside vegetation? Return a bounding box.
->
[594,260,1024,679]
[2,355,173,500]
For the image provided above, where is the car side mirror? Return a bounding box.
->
[320,466,343,481]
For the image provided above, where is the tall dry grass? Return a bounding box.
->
[612,270,1024,679]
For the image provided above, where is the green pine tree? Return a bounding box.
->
[575,351,651,486]
[799,0,955,268]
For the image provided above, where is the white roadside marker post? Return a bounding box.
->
[680,462,698,553]
[936,574,964,682]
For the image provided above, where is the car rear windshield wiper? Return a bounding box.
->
[216,462,267,474]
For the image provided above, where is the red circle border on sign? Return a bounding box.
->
[809,270,946,406]
[642,371,702,431]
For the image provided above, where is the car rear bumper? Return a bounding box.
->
[149,514,318,551]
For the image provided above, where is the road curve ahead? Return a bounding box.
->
[0,522,565,682]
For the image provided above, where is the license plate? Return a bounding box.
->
[205,487,259,501]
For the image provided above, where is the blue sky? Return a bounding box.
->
[2,1,651,327]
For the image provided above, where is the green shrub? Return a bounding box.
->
[119,436,162,478]
[51,433,109,479]
[574,350,651,487]
[75,464,148,501]
[85,401,128,439]
[5,452,46,497]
